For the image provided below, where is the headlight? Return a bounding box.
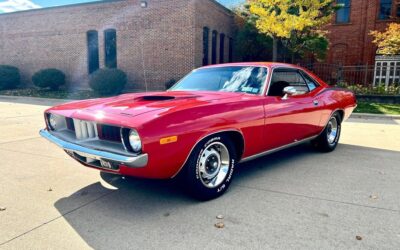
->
[46,113,66,131]
[128,129,142,153]
[48,114,57,130]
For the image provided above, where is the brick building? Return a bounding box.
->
[326,0,400,66]
[0,0,235,90]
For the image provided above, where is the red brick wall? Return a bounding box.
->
[193,0,234,67]
[326,0,399,66]
[0,0,234,91]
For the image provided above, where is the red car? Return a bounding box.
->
[40,63,357,200]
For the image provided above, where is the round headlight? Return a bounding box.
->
[129,129,142,153]
[48,114,57,130]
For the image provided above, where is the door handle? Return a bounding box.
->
[313,100,319,106]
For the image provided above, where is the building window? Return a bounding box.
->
[202,27,209,66]
[228,37,233,63]
[104,29,117,68]
[219,33,225,63]
[211,30,218,64]
[336,0,351,23]
[379,0,392,19]
[397,1,400,17]
[87,30,99,74]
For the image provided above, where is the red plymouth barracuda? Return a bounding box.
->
[40,63,357,200]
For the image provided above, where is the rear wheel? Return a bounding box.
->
[180,135,237,200]
[312,112,342,152]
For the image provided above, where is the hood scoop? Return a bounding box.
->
[137,95,176,101]
[135,94,200,102]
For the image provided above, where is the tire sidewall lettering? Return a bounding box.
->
[195,137,221,180]
[195,136,234,192]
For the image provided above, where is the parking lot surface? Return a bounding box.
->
[0,96,400,249]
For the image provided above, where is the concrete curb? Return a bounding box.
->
[350,113,400,120]
[0,95,74,104]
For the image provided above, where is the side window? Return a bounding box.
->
[87,30,99,74]
[268,69,309,96]
[202,27,209,66]
[104,29,117,68]
[300,71,319,91]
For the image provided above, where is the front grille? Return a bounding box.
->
[72,119,98,140]
[98,124,121,142]
[65,118,121,142]
[66,117,75,131]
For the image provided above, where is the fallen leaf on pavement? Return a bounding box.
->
[215,222,224,229]
[47,188,53,192]
[0,207,6,211]
[369,194,378,200]
[356,235,362,240]
[216,214,224,219]
[163,212,170,217]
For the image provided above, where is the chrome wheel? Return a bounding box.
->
[198,142,230,188]
[327,116,338,144]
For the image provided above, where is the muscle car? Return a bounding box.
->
[40,63,357,200]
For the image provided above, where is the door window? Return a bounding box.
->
[268,69,309,96]
[300,71,320,91]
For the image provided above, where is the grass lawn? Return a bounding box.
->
[354,102,400,115]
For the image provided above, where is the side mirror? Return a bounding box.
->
[282,86,297,100]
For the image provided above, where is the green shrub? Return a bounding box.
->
[165,79,177,90]
[0,65,20,90]
[89,68,127,95]
[337,82,400,95]
[32,68,66,90]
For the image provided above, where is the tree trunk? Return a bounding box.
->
[272,38,278,62]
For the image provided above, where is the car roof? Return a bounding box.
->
[199,62,300,69]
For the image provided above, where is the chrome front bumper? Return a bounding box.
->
[39,129,148,168]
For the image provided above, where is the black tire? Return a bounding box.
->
[312,112,342,152]
[180,135,237,201]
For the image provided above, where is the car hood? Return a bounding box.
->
[49,91,243,119]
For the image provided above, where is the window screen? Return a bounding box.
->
[336,0,351,23]
[379,0,392,19]
[202,27,209,66]
[87,30,99,74]
[104,29,117,68]
[211,30,218,64]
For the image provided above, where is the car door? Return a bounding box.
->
[263,68,323,150]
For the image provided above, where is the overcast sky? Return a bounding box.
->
[0,0,244,13]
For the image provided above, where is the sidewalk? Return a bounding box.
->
[350,113,400,120]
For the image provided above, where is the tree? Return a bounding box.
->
[233,4,273,61]
[370,23,400,56]
[248,0,337,62]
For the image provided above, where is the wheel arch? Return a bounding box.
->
[171,129,245,178]
[334,109,345,123]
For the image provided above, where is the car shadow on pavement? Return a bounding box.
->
[53,143,400,249]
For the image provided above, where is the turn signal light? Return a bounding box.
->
[160,136,178,145]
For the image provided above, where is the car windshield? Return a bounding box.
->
[170,66,268,95]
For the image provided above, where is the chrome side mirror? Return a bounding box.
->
[282,86,297,100]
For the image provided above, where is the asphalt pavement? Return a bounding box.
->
[0,96,399,249]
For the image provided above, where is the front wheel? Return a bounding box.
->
[312,112,342,152]
[180,135,237,200]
